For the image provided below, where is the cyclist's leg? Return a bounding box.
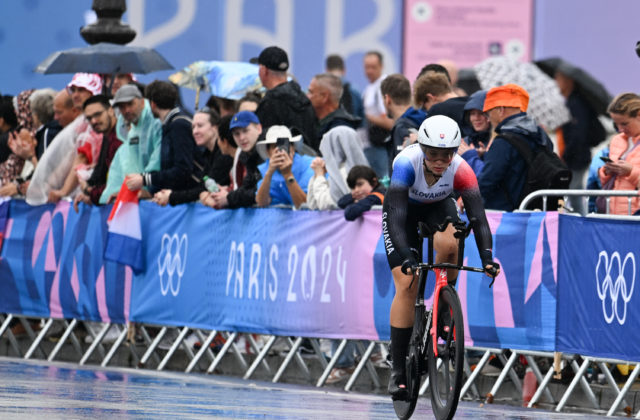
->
[388,267,417,396]
[386,204,421,397]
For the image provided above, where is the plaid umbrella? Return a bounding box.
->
[474,56,571,130]
[169,61,262,108]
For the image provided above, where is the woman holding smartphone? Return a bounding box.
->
[255,125,315,208]
[599,93,640,214]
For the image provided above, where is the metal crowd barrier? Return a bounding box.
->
[519,189,639,215]
[2,313,639,417]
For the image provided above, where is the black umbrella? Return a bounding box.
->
[34,42,173,75]
[535,57,612,115]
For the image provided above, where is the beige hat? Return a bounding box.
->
[255,125,302,160]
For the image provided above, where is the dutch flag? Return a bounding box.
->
[104,181,144,273]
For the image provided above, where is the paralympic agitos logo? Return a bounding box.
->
[595,251,635,325]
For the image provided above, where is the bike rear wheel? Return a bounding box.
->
[427,286,464,420]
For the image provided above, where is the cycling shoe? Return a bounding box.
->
[388,370,408,399]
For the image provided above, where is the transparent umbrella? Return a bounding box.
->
[474,56,571,130]
[169,61,262,109]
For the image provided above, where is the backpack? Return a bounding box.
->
[500,132,572,210]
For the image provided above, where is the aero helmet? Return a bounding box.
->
[417,115,461,149]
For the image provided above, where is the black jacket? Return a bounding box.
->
[169,145,233,206]
[35,120,62,160]
[227,148,264,209]
[148,108,197,192]
[318,107,361,137]
[561,91,595,170]
[428,96,471,137]
[256,80,320,152]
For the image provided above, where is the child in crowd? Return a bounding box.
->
[337,165,385,221]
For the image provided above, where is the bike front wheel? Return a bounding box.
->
[427,285,464,420]
[393,303,428,420]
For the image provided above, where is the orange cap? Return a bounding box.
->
[483,83,530,112]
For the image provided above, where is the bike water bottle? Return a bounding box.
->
[203,176,219,193]
[522,367,537,406]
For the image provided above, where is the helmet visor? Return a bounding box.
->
[420,145,457,162]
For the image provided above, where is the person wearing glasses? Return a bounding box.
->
[72,95,122,210]
[383,115,498,398]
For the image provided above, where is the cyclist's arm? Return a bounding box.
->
[454,160,494,266]
[383,156,414,266]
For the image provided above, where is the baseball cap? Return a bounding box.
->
[250,46,289,72]
[67,73,102,96]
[483,84,529,112]
[230,110,260,129]
[113,84,143,105]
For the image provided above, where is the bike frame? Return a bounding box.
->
[416,220,485,358]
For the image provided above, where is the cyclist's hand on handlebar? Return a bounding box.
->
[483,261,500,287]
[401,258,419,276]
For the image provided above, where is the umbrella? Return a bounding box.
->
[474,56,571,130]
[34,42,173,75]
[169,61,262,108]
[535,57,612,116]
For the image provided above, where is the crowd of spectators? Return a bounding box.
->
[2,45,627,215]
[0,44,637,380]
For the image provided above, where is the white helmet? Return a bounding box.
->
[417,115,461,149]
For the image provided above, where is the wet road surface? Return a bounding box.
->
[0,357,613,419]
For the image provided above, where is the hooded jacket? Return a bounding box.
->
[256,80,320,152]
[478,112,553,211]
[387,106,426,171]
[316,107,369,203]
[100,99,162,203]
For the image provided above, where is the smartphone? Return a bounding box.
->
[276,137,290,153]
[599,156,613,163]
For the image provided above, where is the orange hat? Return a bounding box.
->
[483,83,530,112]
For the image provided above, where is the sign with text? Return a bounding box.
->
[403,0,533,82]
[557,216,640,362]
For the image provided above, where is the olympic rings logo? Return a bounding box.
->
[158,233,188,296]
[595,251,635,325]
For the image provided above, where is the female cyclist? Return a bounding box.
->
[382,115,499,398]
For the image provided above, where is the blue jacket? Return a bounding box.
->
[478,112,553,211]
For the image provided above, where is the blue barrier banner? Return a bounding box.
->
[557,216,640,361]
[1,200,559,350]
[130,203,382,340]
[374,211,558,350]
[0,200,131,323]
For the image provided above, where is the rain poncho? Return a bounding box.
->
[26,115,101,205]
[99,99,161,203]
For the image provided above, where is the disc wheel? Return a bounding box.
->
[427,286,464,420]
